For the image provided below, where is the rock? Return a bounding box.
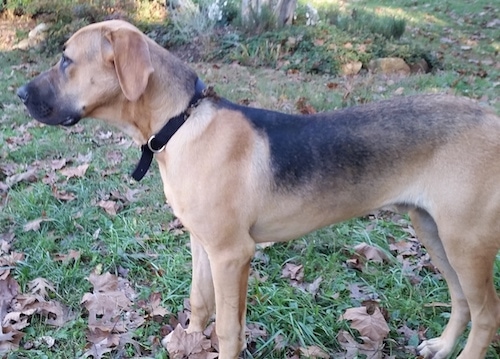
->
[28,23,49,39]
[13,38,31,51]
[368,57,411,75]
[341,61,363,76]
[13,23,50,51]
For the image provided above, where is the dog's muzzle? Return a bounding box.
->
[17,83,81,127]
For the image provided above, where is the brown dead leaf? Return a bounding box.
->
[87,328,120,347]
[23,217,52,232]
[97,200,119,216]
[389,240,417,256]
[52,187,76,202]
[0,277,19,307]
[167,218,185,235]
[82,272,141,333]
[281,263,304,282]
[246,322,267,343]
[125,188,142,203]
[300,345,330,358]
[6,133,32,150]
[4,169,37,188]
[0,326,24,353]
[337,330,384,359]
[353,243,389,263]
[340,306,390,343]
[28,278,55,299]
[81,339,114,359]
[60,163,89,179]
[53,250,81,263]
[50,159,67,171]
[11,294,69,328]
[145,292,169,318]
[0,240,11,256]
[326,82,339,89]
[105,150,123,166]
[165,324,214,359]
[296,97,317,114]
[0,232,15,245]
[0,253,25,280]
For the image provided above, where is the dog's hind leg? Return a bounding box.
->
[206,232,255,359]
[410,208,470,359]
[187,234,216,333]
[439,227,500,359]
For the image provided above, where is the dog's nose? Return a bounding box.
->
[17,85,29,103]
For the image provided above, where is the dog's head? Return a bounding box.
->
[17,20,154,127]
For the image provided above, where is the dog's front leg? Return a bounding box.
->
[187,234,216,333]
[207,235,255,359]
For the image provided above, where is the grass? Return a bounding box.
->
[0,0,499,357]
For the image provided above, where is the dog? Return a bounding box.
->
[17,20,500,359]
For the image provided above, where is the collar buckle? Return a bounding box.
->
[131,77,206,181]
[147,135,166,153]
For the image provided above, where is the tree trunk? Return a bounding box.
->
[275,0,296,26]
[241,0,273,25]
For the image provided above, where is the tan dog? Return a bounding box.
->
[17,20,500,359]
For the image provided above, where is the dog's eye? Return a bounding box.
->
[60,54,72,71]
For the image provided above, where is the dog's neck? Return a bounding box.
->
[131,77,206,181]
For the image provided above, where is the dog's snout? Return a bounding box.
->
[17,85,29,103]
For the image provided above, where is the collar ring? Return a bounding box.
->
[147,135,166,153]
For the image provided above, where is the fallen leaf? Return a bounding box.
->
[0,326,24,353]
[165,324,214,359]
[52,188,76,202]
[53,250,81,263]
[340,306,390,342]
[23,218,52,232]
[4,169,37,188]
[147,292,169,317]
[87,328,120,347]
[81,339,114,359]
[296,97,317,114]
[281,263,304,282]
[0,276,19,305]
[97,200,119,216]
[0,253,25,280]
[337,330,384,359]
[81,272,140,333]
[60,164,89,179]
[28,278,55,299]
[300,345,330,358]
[353,243,389,263]
[50,159,67,171]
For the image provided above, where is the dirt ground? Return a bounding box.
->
[0,13,34,50]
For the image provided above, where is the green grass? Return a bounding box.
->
[1,0,500,357]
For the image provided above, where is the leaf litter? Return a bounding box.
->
[0,239,175,358]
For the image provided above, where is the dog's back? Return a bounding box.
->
[217,95,497,192]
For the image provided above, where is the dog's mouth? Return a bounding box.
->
[61,116,81,126]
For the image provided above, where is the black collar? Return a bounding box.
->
[131,78,206,181]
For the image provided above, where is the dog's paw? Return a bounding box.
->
[417,338,453,359]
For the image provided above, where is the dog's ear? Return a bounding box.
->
[104,27,154,102]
